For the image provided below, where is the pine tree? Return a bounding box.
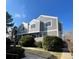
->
[6,12,14,33]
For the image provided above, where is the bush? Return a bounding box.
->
[35,41,42,48]
[42,36,64,52]
[6,47,25,59]
[6,53,19,59]
[20,35,35,47]
[6,38,11,50]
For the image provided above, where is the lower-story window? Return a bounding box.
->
[35,33,42,37]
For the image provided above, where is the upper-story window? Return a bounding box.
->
[46,22,51,26]
[31,24,35,28]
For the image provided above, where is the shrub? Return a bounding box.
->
[6,38,11,50]
[42,36,64,52]
[20,35,35,47]
[6,47,25,59]
[35,41,42,48]
[6,53,19,59]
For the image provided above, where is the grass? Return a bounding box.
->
[22,47,72,59]
[24,48,53,58]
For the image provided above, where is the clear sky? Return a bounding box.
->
[6,0,73,32]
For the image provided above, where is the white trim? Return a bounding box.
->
[56,18,59,37]
[29,19,40,25]
[41,29,57,32]
[39,15,58,19]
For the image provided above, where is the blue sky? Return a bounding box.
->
[6,0,73,32]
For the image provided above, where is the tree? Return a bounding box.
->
[42,36,64,52]
[6,38,11,50]
[6,12,14,27]
[6,12,14,33]
[6,12,25,59]
[6,12,14,49]
[65,39,73,55]
[6,12,14,48]
[11,26,18,47]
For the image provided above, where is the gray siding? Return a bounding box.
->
[37,16,58,31]
[17,15,62,40]
[29,20,41,33]
[47,31,58,36]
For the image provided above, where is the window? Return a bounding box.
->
[58,23,62,31]
[31,24,35,28]
[46,22,51,26]
[22,27,25,30]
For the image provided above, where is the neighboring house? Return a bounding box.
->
[17,15,62,41]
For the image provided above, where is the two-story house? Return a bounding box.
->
[17,15,62,41]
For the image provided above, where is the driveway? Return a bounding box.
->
[21,53,46,59]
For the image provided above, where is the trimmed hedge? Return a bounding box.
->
[20,35,35,47]
[42,36,64,52]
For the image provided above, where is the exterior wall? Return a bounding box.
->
[35,37,43,42]
[37,15,58,31]
[47,31,58,36]
[36,15,60,37]
[29,19,41,33]
[17,15,62,41]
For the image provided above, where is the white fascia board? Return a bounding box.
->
[56,18,59,37]
[29,19,40,25]
[40,29,57,33]
[39,15,58,19]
